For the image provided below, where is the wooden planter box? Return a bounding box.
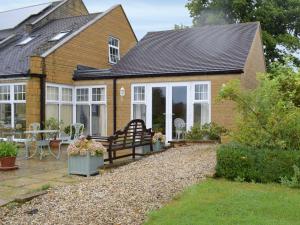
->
[143,142,165,154]
[68,153,104,177]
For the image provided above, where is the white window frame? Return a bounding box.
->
[131,81,211,142]
[75,85,107,135]
[108,36,120,64]
[192,82,211,125]
[46,83,74,125]
[0,83,26,129]
[131,85,147,122]
[17,36,35,46]
[50,31,70,42]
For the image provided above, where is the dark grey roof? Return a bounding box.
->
[74,22,259,80]
[0,13,100,75]
[0,1,61,41]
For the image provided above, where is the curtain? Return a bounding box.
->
[61,105,73,129]
[46,104,59,121]
[133,104,146,122]
[194,103,209,125]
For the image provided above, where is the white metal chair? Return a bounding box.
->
[58,123,84,159]
[174,118,186,140]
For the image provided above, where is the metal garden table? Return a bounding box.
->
[24,130,59,160]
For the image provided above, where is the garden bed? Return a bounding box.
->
[168,140,219,148]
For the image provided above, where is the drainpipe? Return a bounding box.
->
[113,78,117,133]
[40,58,46,129]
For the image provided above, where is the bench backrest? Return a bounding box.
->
[114,119,151,147]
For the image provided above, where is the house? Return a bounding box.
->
[0,0,137,136]
[0,0,265,143]
[74,22,266,142]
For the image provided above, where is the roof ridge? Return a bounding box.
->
[146,22,260,35]
[49,12,101,22]
[0,1,61,14]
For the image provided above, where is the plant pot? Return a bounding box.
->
[68,153,104,177]
[143,142,165,153]
[0,156,18,171]
[50,139,61,149]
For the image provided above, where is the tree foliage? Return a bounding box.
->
[218,62,300,150]
[186,0,300,69]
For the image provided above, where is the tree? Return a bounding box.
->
[186,0,300,69]
[218,61,300,150]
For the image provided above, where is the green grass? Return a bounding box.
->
[144,179,300,225]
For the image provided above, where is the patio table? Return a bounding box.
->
[24,130,59,160]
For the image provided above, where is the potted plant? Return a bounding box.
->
[0,142,18,171]
[152,132,166,151]
[67,136,106,176]
[45,117,63,149]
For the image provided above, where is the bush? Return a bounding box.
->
[218,62,300,150]
[216,143,300,183]
[0,142,18,158]
[280,165,300,188]
[186,122,227,141]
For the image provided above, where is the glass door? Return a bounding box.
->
[172,86,187,139]
[152,87,166,134]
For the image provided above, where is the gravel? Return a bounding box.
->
[0,145,216,225]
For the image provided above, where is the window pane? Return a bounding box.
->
[91,104,106,136]
[62,88,72,102]
[46,104,59,121]
[14,103,26,131]
[195,84,208,100]
[0,103,11,126]
[194,103,209,125]
[47,86,59,101]
[109,37,120,63]
[92,88,105,102]
[76,105,90,135]
[0,86,10,101]
[61,105,73,129]
[76,88,89,102]
[134,86,145,101]
[133,104,146,122]
[14,85,26,100]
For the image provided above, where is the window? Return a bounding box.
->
[76,86,107,136]
[0,85,10,101]
[46,85,73,129]
[47,86,59,101]
[14,85,26,100]
[17,36,34,45]
[108,37,120,64]
[194,83,210,125]
[62,88,72,102]
[50,31,70,41]
[0,84,26,134]
[195,84,208,100]
[92,88,105,102]
[76,88,89,102]
[132,86,146,122]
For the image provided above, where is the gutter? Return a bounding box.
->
[73,69,244,81]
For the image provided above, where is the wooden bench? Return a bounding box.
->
[90,119,154,164]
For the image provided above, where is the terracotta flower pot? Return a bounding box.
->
[0,156,16,168]
[50,139,61,149]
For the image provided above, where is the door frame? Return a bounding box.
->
[131,81,211,142]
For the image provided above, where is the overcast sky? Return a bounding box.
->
[0,0,193,39]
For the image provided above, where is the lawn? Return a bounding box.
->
[144,179,300,225]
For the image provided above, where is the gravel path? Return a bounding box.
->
[0,145,216,225]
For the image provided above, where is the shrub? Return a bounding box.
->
[280,165,300,188]
[0,142,18,158]
[186,122,227,141]
[216,143,300,183]
[218,62,300,150]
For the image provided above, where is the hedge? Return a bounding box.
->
[216,143,300,183]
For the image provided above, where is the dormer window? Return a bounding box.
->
[108,37,120,64]
[17,36,34,46]
[50,31,70,41]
